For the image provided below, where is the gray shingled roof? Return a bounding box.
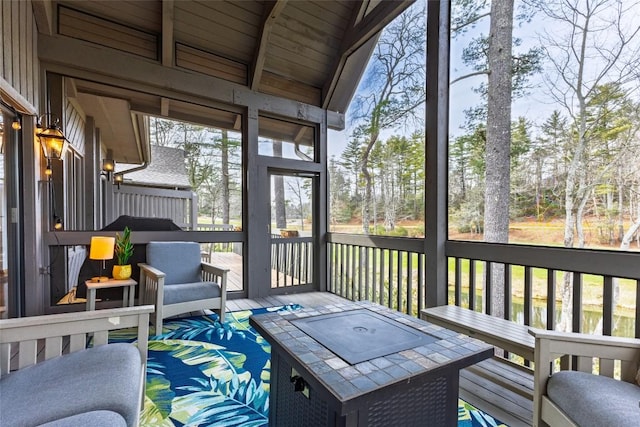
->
[120,145,191,189]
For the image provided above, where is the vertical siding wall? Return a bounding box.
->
[64,98,86,156]
[1,0,39,109]
[112,185,198,229]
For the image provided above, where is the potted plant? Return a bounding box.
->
[112,226,134,280]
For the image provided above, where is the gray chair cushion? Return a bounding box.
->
[0,343,141,427]
[547,370,640,427]
[37,410,127,427]
[147,241,202,285]
[164,281,221,305]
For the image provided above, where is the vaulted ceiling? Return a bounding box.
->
[33,0,414,163]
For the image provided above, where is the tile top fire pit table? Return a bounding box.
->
[249,301,493,427]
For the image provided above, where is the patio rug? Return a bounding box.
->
[110,305,508,426]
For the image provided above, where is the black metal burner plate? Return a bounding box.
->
[291,309,438,364]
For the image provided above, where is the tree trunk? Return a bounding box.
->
[617,165,624,242]
[221,130,230,225]
[273,141,287,229]
[361,130,380,234]
[484,0,514,319]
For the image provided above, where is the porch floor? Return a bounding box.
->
[224,291,533,427]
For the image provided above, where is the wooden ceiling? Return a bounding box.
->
[49,0,413,112]
[33,0,414,163]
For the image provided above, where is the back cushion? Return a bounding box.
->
[146,241,202,285]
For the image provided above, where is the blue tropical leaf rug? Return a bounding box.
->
[111,305,508,426]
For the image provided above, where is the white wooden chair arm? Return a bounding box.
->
[0,305,154,374]
[138,263,166,280]
[202,262,229,279]
[529,328,640,360]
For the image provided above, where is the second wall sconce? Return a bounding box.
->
[113,173,124,189]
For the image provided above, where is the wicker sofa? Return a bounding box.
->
[0,305,153,426]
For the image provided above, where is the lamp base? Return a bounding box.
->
[90,276,110,283]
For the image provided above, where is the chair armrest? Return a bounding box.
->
[0,306,154,374]
[138,263,166,279]
[529,327,640,361]
[201,262,229,277]
[201,262,229,292]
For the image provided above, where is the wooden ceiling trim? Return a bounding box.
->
[58,6,158,60]
[321,0,415,109]
[259,71,321,106]
[175,43,248,85]
[162,0,174,66]
[59,0,161,33]
[250,0,288,91]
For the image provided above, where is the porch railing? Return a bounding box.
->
[271,235,313,288]
[327,234,640,339]
[327,234,425,316]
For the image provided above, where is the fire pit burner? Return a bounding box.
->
[291,309,438,364]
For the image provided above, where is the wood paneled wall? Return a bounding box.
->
[64,97,86,156]
[1,0,40,111]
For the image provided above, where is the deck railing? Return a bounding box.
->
[327,234,426,316]
[270,235,313,288]
[327,234,640,339]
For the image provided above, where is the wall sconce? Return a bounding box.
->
[89,236,115,282]
[113,173,124,189]
[53,215,63,231]
[11,116,21,130]
[36,114,68,177]
[102,158,115,180]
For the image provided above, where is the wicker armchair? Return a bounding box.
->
[139,241,228,332]
[530,328,640,426]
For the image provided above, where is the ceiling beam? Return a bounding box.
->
[250,0,288,91]
[32,0,53,35]
[322,0,415,109]
[162,0,175,66]
[39,33,345,129]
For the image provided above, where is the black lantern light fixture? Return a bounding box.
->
[36,114,68,177]
[102,157,115,179]
[113,173,124,189]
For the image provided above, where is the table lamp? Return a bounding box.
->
[89,236,115,282]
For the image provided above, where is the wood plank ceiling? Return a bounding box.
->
[41,0,414,162]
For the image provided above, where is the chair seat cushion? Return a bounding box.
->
[37,410,127,427]
[164,281,221,305]
[547,370,640,426]
[0,343,141,427]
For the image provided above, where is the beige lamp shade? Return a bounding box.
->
[89,236,115,260]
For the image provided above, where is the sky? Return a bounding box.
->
[329,0,640,159]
